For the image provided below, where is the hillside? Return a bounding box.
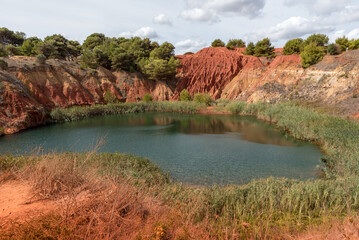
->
[1,48,359,134]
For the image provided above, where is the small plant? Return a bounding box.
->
[142,93,153,103]
[193,92,213,106]
[179,89,191,101]
[353,94,358,98]
[104,89,117,104]
[0,59,8,70]
[36,53,47,65]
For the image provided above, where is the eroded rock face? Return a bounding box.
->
[174,47,359,117]
[0,56,174,134]
[1,48,359,135]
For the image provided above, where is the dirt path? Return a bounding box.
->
[0,180,58,222]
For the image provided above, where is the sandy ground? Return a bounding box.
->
[0,180,58,222]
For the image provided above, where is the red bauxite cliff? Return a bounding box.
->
[1,47,359,135]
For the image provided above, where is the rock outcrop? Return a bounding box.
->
[1,48,359,135]
[0,56,174,134]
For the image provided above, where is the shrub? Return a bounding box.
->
[327,43,341,55]
[179,89,191,101]
[283,38,303,55]
[142,93,153,103]
[193,92,213,106]
[304,33,329,46]
[254,38,275,57]
[349,39,359,50]
[300,43,326,68]
[211,39,225,47]
[36,53,47,64]
[5,44,21,56]
[104,90,117,104]
[0,59,8,70]
[335,36,349,52]
[226,39,245,50]
[244,42,255,55]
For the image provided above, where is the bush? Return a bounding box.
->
[0,59,8,70]
[211,39,225,47]
[142,93,153,103]
[327,43,341,55]
[226,39,245,50]
[5,44,21,56]
[104,90,117,104]
[335,36,349,52]
[304,33,329,46]
[300,43,326,68]
[193,92,213,106]
[36,53,47,64]
[254,38,275,57]
[244,42,255,55]
[283,38,303,55]
[179,89,191,101]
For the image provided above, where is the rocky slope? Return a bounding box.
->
[1,48,359,135]
[175,47,359,116]
[0,56,173,135]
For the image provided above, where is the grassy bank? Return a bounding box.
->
[1,101,359,239]
[50,101,205,123]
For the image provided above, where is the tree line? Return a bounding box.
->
[211,34,359,67]
[0,27,179,81]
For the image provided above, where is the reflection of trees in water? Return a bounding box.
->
[148,114,300,146]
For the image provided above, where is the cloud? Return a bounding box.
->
[284,0,353,16]
[340,4,359,23]
[331,28,359,41]
[119,27,158,38]
[250,16,335,41]
[181,8,219,23]
[175,39,208,53]
[180,0,265,23]
[153,14,172,25]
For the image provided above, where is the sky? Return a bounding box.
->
[1,0,359,54]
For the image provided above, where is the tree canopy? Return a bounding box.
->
[244,42,255,55]
[283,38,303,55]
[304,34,329,46]
[254,38,275,57]
[300,42,326,68]
[0,27,25,46]
[211,39,225,47]
[226,39,245,50]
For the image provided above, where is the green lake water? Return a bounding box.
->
[0,112,323,185]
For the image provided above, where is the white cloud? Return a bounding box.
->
[153,14,172,25]
[331,28,359,41]
[175,39,208,54]
[119,27,158,39]
[251,16,335,41]
[340,4,359,23]
[284,0,353,16]
[181,8,219,23]
[181,0,265,23]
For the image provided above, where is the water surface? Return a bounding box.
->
[0,112,322,185]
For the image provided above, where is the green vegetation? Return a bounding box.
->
[335,36,350,52]
[304,33,329,46]
[0,27,25,47]
[179,89,191,101]
[193,92,213,106]
[142,93,153,103]
[3,101,359,238]
[35,53,47,64]
[300,42,326,68]
[50,101,205,123]
[254,38,275,57]
[226,39,246,50]
[327,43,341,55]
[103,90,117,104]
[0,59,8,70]
[211,39,225,47]
[283,38,304,55]
[244,42,255,55]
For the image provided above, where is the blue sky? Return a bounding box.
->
[1,0,359,54]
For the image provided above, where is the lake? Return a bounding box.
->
[0,112,322,185]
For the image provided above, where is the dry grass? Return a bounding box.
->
[0,153,210,240]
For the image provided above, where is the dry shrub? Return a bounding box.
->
[0,153,210,239]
